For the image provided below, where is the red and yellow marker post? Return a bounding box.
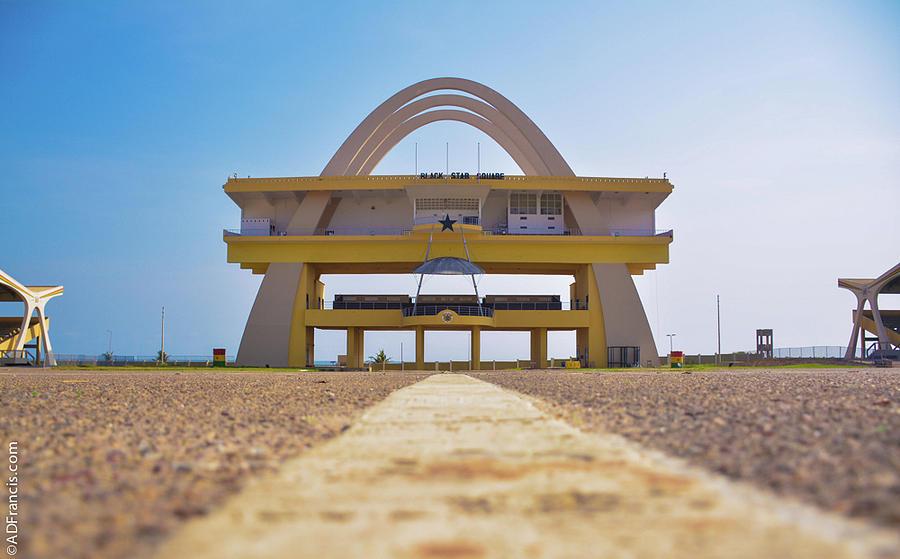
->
[213,348,226,367]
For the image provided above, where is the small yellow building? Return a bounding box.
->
[224,78,673,369]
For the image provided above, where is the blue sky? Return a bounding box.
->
[2,1,898,360]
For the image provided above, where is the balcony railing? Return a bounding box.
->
[225,227,673,238]
[315,301,588,311]
[403,305,494,317]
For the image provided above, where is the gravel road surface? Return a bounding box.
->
[473,368,900,529]
[0,369,427,559]
[4,367,897,559]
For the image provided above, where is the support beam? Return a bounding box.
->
[288,263,317,367]
[572,265,607,368]
[306,326,315,368]
[565,191,659,366]
[470,327,481,370]
[415,326,425,370]
[860,325,866,359]
[347,328,364,369]
[844,294,865,360]
[869,295,891,350]
[35,304,55,367]
[286,191,332,235]
[236,262,303,367]
[13,301,34,352]
[530,327,547,369]
[237,186,333,368]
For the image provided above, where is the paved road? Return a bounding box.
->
[155,374,899,559]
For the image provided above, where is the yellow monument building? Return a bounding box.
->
[224,78,673,369]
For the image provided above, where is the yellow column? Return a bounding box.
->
[585,264,607,367]
[415,326,425,370]
[470,326,481,370]
[306,326,315,367]
[288,263,317,367]
[346,328,355,368]
[530,327,547,368]
[576,328,587,365]
[346,328,361,369]
[357,328,366,368]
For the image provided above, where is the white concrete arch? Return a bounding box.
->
[358,109,540,176]
[236,79,662,367]
[346,94,551,176]
[321,77,573,177]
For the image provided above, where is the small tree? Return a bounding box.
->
[156,350,170,363]
[368,349,389,364]
[101,351,113,361]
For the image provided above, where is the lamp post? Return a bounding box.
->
[106,330,112,355]
[666,333,676,366]
[666,333,676,354]
[716,295,721,365]
[160,306,165,363]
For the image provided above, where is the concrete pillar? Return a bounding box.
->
[415,326,425,370]
[288,263,318,368]
[576,327,588,365]
[869,295,891,350]
[236,263,303,367]
[13,301,34,352]
[565,191,658,366]
[470,327,481,370]
[347,328,364,369]
[844,293,865,360]
[585,265,607,367]
[35,304,55,367]
[306,326,315,367]
[530,327,548,369]
[346,328,355,368]
[860,325,866,359]
[572,264,605,367]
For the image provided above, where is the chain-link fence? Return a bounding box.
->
[771,346,847,359]
[53,354,235,366]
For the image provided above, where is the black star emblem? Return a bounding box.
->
[439,214,456,232]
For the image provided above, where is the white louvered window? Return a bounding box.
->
[415,198,479,211]
[509,192,537,215]
[540,192,562,215]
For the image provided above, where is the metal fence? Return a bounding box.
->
[770,346,847,359]
[322,300,587,311]
[225,227,673,238]
[403,305,494,317]
[608,346,641,368]
[0,349,35,365]
[53,354,235,366]
[674,347,854,365]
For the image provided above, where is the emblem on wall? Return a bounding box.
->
[441,311,454,323]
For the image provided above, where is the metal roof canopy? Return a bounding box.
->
[411,223,485,315]
[412,257,485,276]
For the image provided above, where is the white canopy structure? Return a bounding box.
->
[839,262,900,360]
[0,268,62,366]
